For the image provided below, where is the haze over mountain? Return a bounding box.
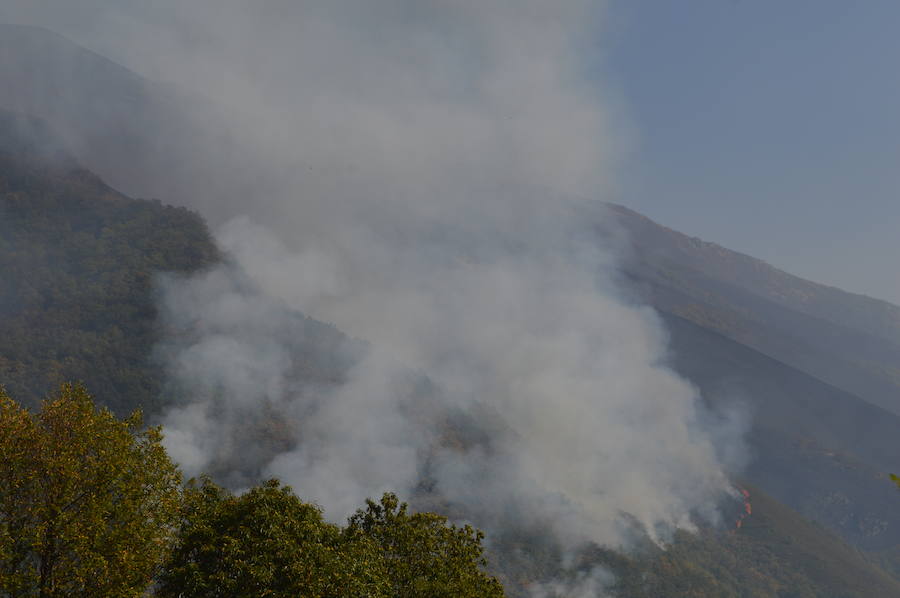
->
[0,109,218,415]
[0,23,251,220]
[4,107,900,596]
[3,8,900,598]
[612,204,900,418]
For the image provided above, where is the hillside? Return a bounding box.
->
[2,118,899,596]
[0,25,181,198]
[599,203,900,555]
[611,203,900,418]
[600,484,900,598]
[0,24,258,222]
[481,481,900,598]
[0,109,219,414]
[663,312,900,550]
[4,27,900,595]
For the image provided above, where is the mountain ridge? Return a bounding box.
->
[610,203,900,343]
[4,28,900,596]
[609,202,900,419]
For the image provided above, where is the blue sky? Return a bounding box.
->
[607,0,900,302]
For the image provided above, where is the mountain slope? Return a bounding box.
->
[605,484,900,598]
[1,117,898,597]
[605,204,900,551]
[662,312,900,552]
[611,203,900,347]
[489,481,900,598]
[5,29,900,595]
[0,24,248,214]
[0,24,288,229]
[0,109,219,414]
[611,203,900,419]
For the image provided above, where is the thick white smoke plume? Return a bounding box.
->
[143,0,741,552]
[528,567,615,598]
[11,0,745,591]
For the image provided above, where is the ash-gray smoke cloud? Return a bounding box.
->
[4,0,745,592]
[140,0,740,539]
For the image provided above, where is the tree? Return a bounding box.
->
[0,383,182,597]
[156,478,388,598]
[345,493,505,598]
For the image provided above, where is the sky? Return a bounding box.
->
[606,0,900,303]
[1,0,899,303]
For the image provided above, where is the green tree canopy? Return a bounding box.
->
[158,482,506,598]
[0,383,182,597]
[0,132,220,416]
[156,478,388,598]
[345,493,505,598]
[0,381,505,597]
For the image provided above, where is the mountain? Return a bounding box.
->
[596,484,900,598]
[0,25,178,197]
[605,204,900,554]
[490,483,900,597]
[4,26,900,596]
[0,24,250,219]
[664,312,900,551]
[1,111,898,598]
[0,109,219,414]
[9,23,891,426]
[611,203,900,418]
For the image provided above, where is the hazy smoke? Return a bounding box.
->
[529,568,614,598]
[147,0,739,541]
[6,0,744,591]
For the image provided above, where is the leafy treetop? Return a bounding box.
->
[0,383,182,598]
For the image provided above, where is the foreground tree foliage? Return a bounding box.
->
[159,482,505,598]
[346,493,506,598]
[0,384,182,598]
[0,385,504,597]
[156,478,388,598]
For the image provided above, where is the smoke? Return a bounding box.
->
[6,0,745,591]
[528,567,614,598]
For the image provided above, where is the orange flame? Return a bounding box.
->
[733,486,752,531]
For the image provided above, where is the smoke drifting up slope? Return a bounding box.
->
[8,0,744,581]
[136,0,743,555]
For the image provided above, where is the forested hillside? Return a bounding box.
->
[611,203,900,418]
[608,204,900,560]
[598,485,900,598]
[3,29,900,594]
[0,110,218,414]
[0,24,224,207]
[0,24,257,223]
[0,385,505,597]
[2,114,899,597]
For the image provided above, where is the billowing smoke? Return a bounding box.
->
[158,212,735,546]
[149,0,740,548]
[9,0,745,591]
[528,568,615,598]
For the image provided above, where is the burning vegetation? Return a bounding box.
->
[734,486,752,530]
